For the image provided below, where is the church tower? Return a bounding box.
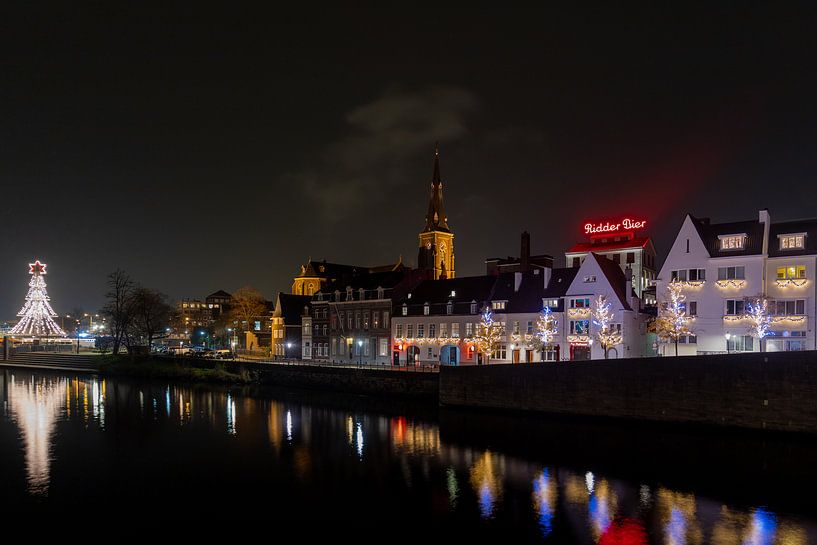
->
[418,144,455,280]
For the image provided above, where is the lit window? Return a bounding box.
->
[423,303,430,316]
[583,275,596,283]
[779,234,805,250]
[777,266,806,279]
[719,234,746,250]
[492,301,506,310]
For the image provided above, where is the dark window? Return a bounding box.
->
[626,252,635,264]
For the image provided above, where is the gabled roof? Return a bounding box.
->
[689,214,764,257]
[543,268,580,298]
[397,275,498,306]
[206,290,231,298]
[274,293,312,324]
[322,269,409,293]
[769,219,817,257]
[296,259,403,279]
[566,236,652,254]
[592,253,632,311]
[569,253,634,311]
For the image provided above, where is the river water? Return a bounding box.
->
[0,368,815,542]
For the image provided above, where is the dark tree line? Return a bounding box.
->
[101,269,173,354]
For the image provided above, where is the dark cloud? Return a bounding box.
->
[294,85,479,220]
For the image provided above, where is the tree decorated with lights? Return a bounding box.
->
[534,306,559,359]
[10,260,66,337]
[591,294,622,359]
[746,296,772,352]
[473,307,503,364]
[652,280,691,356]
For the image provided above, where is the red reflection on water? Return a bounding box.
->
[391,416,407,444]
[598,518,648,545]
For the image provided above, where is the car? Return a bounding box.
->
[212,349,233,360]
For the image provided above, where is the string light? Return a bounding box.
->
[652,281,692,351]
[592,295,622,358]
[746,297,772,342]
[473,307,503,363]
[10,260,66,337]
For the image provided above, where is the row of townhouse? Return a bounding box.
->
[658,209,817,355]
[390,251,652,365]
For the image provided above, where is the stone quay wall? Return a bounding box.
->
[439,351,817,433]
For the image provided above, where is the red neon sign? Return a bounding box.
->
[584,218,647,236]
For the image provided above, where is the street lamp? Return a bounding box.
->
[357,339,363,366]
[725,332,732,354]
[286,341,292,360]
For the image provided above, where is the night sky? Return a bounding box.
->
[2,4,817,318]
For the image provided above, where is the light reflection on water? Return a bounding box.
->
[0,369,815,541]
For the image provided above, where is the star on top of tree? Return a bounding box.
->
[29,260,47,275]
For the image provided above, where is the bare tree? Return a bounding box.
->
[129,288,173,352]
[229,286,267,339]
[101,269,136,355]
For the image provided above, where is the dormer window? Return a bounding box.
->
[583,275,596,283]
[423,303,430,316]
[470,301,477,314]
[719,234,746,251]
[345,287,353,301]
[376,287,384,299]
[402,304,408,316]
[446,301,453,315]
[359,288,365,300]
[492,301,506,310]
[779,233,806,250]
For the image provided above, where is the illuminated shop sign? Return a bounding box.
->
[584,218,647,236]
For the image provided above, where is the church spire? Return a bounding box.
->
[424,143,450,232]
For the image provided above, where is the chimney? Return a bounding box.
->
[759,208,771,255]
[521,231,530,271]
[514,271,523,292]
[542,267,552,290]
[624,265,634,308]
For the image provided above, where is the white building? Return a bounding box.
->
[565,217,657,305]
[391,252,651,364]
[564,252,652,360]
[657,209,815,355]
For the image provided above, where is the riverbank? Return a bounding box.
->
[97,355,256,384]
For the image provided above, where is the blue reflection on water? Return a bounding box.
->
[479,482,494,519]
[589,493,611,535]
[666,506,686,545]
[744,508,777,545]
[532,470,553,537]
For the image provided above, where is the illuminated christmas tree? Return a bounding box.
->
[746,296,771,352]
[652,280,692,356]
[591,294,622,359]
[534,306,558,357]
[473,307,503,364]
[9,260,66,337]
